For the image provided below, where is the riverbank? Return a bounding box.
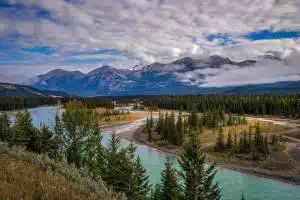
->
[131,126,300,186]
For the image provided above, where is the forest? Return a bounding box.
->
[0,101,251,200]
[0,97,58,111]
[0,96,115,111]
[142,95,300,118]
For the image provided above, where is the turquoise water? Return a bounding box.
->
[23,106,300,200]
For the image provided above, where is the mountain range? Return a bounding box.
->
[30,55,300,96]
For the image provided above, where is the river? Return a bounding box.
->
[16,106,300,200]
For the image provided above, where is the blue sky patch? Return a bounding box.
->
[206,34,237,46]
[23,46,54,55]
[245,30,300,40]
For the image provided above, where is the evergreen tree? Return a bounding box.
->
[168,111,177,144]
[128,156,151,200]
[159,158,181,200]
[241,193,246,200]
[226,130,233,150]
[163,112,169,140]
[53,114,65,158]
[156,111,164,135]
[175,111,183,145]
[238,136,244,154]
[13,109,35,147]
[234,131,237,147]
[179,132,221,200]
[228,113,233,126]
[102,133,128,192]
[29,125,58,157]
[147,125,152,142]
[146,116,150,130]
[189,110,198,129]
[150,113,154,129]
[215,127,225,152]
[62,102,100,168]
[0,113,10,142]
[151,185,162,200]
[263,136,269,154]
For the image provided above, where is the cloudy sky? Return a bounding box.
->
[1,0,300,85]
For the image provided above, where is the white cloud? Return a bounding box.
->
[199,51,300,87]
[1,0,300,83]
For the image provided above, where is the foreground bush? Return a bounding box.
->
[0,142,126,200]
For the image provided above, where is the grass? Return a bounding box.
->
[95,108,150,127]
[200,120,290,146]
[0,142,125,200]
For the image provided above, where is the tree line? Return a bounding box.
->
[143,95,300,118]
[0,97,58,111]
[0,101,247,200]
[214,123,279,161]
[0,96,115,112]
[146,109,247,146]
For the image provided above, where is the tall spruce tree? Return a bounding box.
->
[14,109,35,147]
[127,155,151,200]
[179,132,221,200]
[215,127,225,152]
[147,125,152,142]
[150,113,154,129]
[102,133,128,192]
[163,112,169,140]
[176,111,184,145]
[156,111,164,135]
[226,130,233,150]
[159,158,181,200]
[168,111,177,144]
[0,113,10,142]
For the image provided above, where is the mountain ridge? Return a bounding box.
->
[0,82,71,97]
[31,55,300,96]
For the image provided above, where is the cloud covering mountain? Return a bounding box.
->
[31,55,300,96]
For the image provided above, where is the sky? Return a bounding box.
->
[0,0,300,85]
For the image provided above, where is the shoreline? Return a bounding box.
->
[129,126,300,186]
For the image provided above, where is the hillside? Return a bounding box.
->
[0,83,70,97]
[0,142,124,200]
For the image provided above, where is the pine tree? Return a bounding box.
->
[156,111,164,135]
[179,132,221,200]
[128,156,151,200]
[0,113,10,142]
[263,136,269,154]
[189,110,198,129]
[150,113,154,129]
[150,185,161,200]
[228,113,233,126]
[238,136,244,153]
[234,131,237,147]
[175,111,183,145]
[168,111,177,144]
[14,109,35,147]
[226,130,233,150]
[241,193,246,200]
[163,112,169,140]
[215,127,225,152]
[102,133,128,192]
[159,158,181,200]
[147,125,152,142]
[146,116,150,130]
